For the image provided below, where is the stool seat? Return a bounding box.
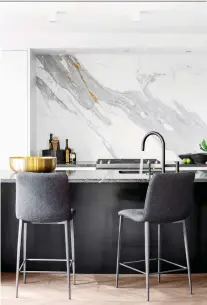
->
[118,209,184,224]
[118,209,144,222]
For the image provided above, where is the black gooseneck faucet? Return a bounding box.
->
[141,131,166,173]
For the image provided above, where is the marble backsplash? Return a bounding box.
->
[36,52,207,161]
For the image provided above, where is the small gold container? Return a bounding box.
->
[9,157,57,173]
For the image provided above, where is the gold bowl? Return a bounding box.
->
[9,157,57,173]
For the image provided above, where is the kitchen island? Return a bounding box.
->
[1,168,207,273]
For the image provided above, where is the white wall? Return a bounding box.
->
[0,50,29,169]
[1,2,207,167]
[0,2,207,50]
[1,33,207,50]
[29,50,37,156]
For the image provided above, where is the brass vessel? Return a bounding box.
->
[9,157,57,173]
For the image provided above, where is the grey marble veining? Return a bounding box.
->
[36,53,207,161]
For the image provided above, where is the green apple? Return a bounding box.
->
[182,158,191,165]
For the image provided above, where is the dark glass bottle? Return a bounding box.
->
[65,139,70,164]
[57,140,60,151]
[49,133,53,150]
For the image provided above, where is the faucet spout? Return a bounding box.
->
[141,131,166,173]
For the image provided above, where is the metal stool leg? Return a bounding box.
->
[64,221,71,299]
[158,224,161,283]
[70,219,76,285]
[23,222,27,284]
[183,220,192,294]
[16,220,23,298]
[116,215,123,288]
[145,221,150,302]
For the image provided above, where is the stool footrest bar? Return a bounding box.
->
[19,258,74,271]
[27,258,67,262]
[120,263,146,275]
[120,263,187,275]
[121,257,187,270]
[120,257,188,275]
[20,271,67,274]
[155,268,187,274]
[160,258,187,269]
[30,222,65,225]
[122,258,157,265]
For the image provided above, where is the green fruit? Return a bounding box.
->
[182,158,191,165]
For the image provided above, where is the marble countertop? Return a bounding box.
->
[1,169,207,183]
[57,161,96,169]
[56,161,207,171]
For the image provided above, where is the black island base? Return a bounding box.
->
[1,172,207,274]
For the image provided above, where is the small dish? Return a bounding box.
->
[178,154,195,164]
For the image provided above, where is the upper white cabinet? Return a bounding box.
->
[0,50,29,169]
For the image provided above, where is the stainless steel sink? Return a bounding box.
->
[96,159,160,170]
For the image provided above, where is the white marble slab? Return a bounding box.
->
[35,52,207,161]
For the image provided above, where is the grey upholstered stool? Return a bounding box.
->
[116,172,195,301]
[15,172,75,299]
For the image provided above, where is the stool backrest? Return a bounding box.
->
[143,172,195,223]
[16,172,71,223]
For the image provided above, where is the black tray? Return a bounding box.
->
[191,153,207,164]
[42,149,65,164]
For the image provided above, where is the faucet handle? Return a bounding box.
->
[174,161,180,173]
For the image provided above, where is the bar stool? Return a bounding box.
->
[15,172,75,299]
[116,172,195,301]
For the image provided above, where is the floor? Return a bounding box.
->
[1,273,207,305]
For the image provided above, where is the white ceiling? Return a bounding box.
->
[0,2,207,33]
